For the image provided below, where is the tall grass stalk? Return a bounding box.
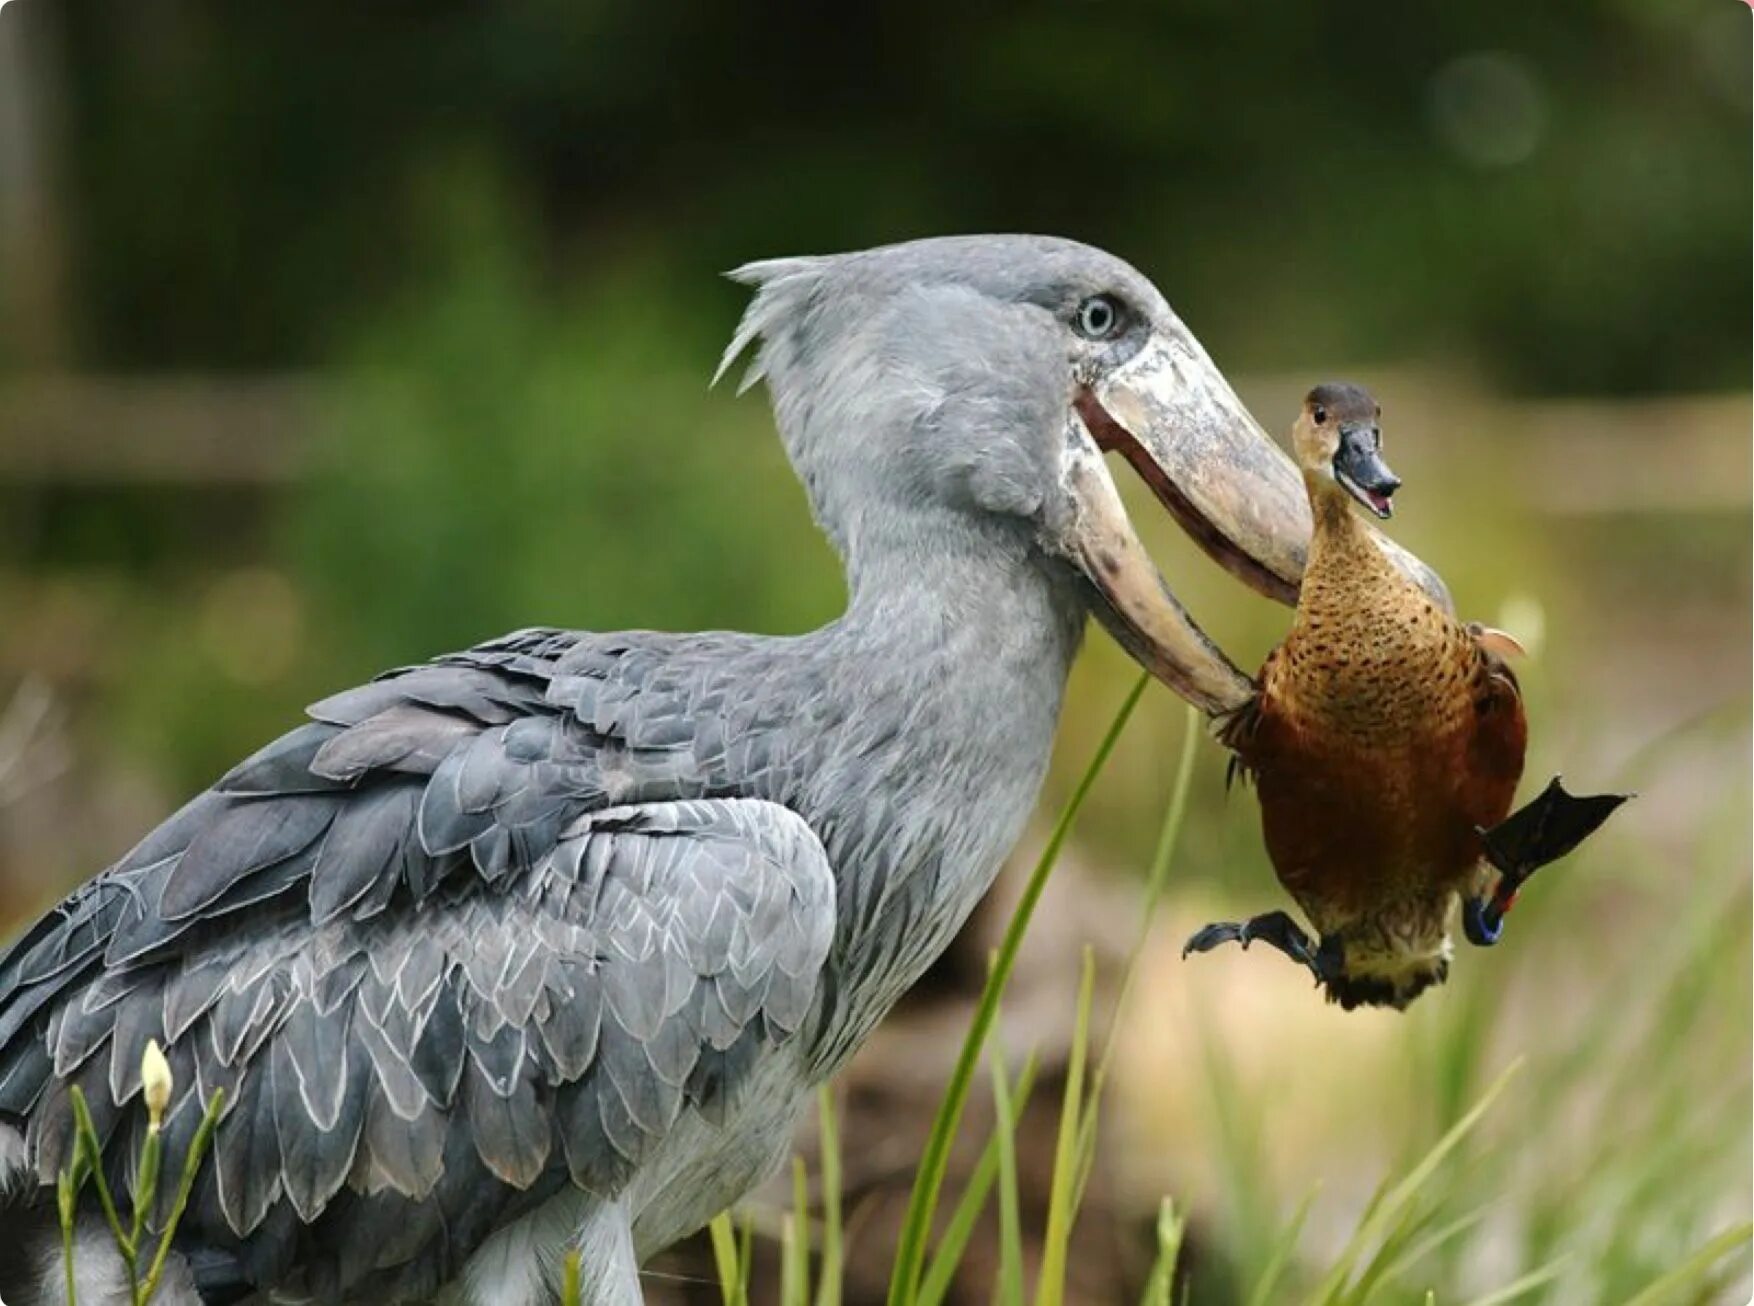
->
[814,1085,844,1306]
[1302,1061,1522,1306]
[987,1030,1027,1306]
[786,1158,812,1304]
[1033,947,1097,1306]
[1458,1257,1571,1306]
[1073,703,1201,1214]
[1246,1185,1321,1306]
[710,1213,748,1306]
[922,698,1199,1306]
[1618,1223,1754,1306]
[1140,1198,1187,1306]
[885,673,1150,1306]
[913,1055,1040,1306]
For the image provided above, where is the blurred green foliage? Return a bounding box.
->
[296,159,846,673]
[15,0,1748,391]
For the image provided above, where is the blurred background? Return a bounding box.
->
[0,1,1747,1301]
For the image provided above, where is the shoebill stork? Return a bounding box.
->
[0,236,1446,1304]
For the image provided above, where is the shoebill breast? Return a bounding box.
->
[1198,383,1626,1012]
[0,241,1449,1304]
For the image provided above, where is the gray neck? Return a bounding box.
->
[778,509,1088,1066]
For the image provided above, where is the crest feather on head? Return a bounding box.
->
[713,257,831,394]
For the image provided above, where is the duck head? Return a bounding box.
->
[1291,382,1400,520]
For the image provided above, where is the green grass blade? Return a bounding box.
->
[709,1212,745,1306]
[1133,703,1202,916]
[780,1214,805,1306]
[1139,1198,1187,1306]
[1346,1191,1471,1306]
[129,1125,161,1280]
[1618,1222,1753,1306]
[68,1086,133,1263]
[141,1088,224,1303]
[739,1212,755,1301]
[1193,997,1279,1275]
[560,1249,583,1306]
[1071,705,1200,1215]
[887,675,1148,1306]
[1458,1254,1571,1306]
[915,1055,1040,1306]
[1378,1205,1491,1288]
[1246,1184,1321,1306]
[1034,948,1097,1306]
[989,1037,1027,1306]
[59,1167,79,1306]
[815,1085,844,1306]
[788,1156,812,1304]
[1304,1061,1521,1306]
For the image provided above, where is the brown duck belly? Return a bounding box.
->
[1251,708,1504,934]
[1238,603,1527,937]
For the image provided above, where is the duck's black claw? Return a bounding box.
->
[1183,920,1248,957]
[1183,909,1329,979]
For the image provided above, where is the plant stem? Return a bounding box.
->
[988,1030,1026,1306]
[560,1249,583,1306]
[1140,1198,1186,1306]
[141,1088,224,1302]
[710,1213,745,1306]
[129,1125,163,1304]
[1034,948,1096,1306]
[68,1087,134,1268]
[1071,703,1200,1213]
[59,1169,79,1306]
[885,674,1148,1306]
[914,1053,1040,1306]
[815,1085,843,1306]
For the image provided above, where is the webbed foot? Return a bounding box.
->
[1463,776,1630,947]
[1183,909,1337,983]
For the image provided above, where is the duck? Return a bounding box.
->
[1184,382,1627,1010]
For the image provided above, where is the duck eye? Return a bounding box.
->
[1074,294,1123,341]
[1312,405,1328,425]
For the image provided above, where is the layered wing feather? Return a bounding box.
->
[0,629,836,1300]
[1457,632,1527,832]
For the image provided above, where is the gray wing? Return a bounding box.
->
[0,630,835,1300]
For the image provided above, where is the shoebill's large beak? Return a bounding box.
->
[1055,332,1452,716]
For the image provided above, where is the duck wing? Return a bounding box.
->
[1458,628,1529,831]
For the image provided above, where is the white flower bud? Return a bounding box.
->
[142,1039,173,1129]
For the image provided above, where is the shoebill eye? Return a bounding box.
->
[1074,294,1124,341]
